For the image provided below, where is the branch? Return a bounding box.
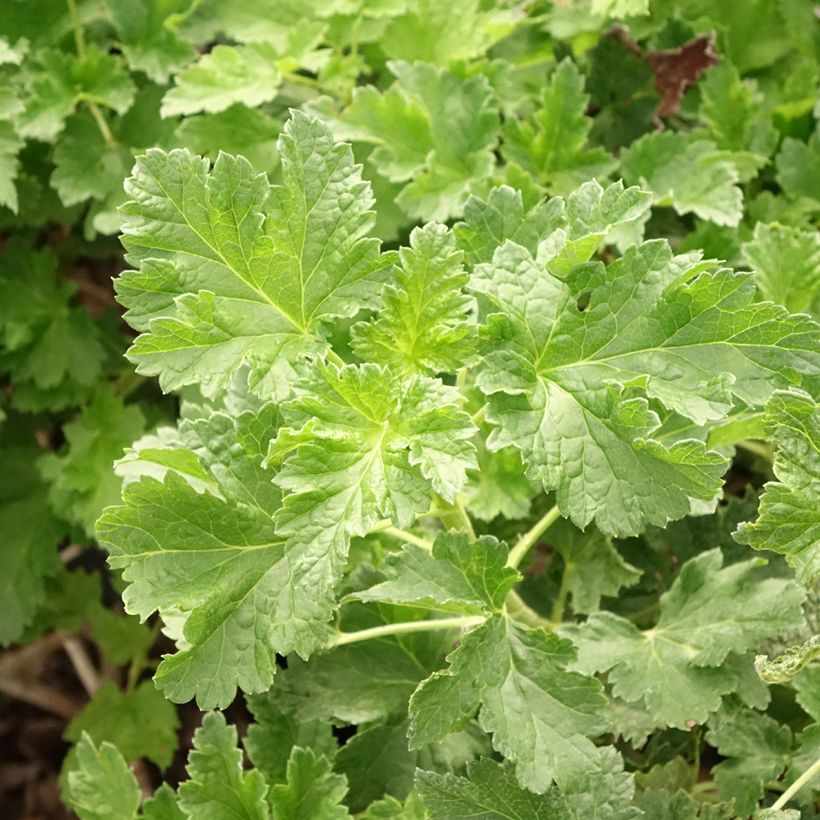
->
[507,505,562,569]
[328,615,484,648]
[771,754,820,810]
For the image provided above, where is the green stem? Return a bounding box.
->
[689,780,716,795]
[551,560,574,624]
[66,0,86,58]
[86,100,116,146]
[381,526,434,551]
[507,505,561,569]
[326,348,346,368]
[771,754,820,810]
[505,589,553,629]
[470,405,486,426]
[328,615,484,648]
[454,496,476,541]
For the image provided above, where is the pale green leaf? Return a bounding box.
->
[352,223,475,376]
[706,703,791,815]
[64,682,180,770]
[410,615,608,792]
[107,0,196,82]
[621,132,744,226]
[39,388,145,537]
[502,59,614,192]
[352,532,519,615]
[66,734,140,820]
[742,222,820,318]
[473,221,819,535]
[777,133,820,205]
[269,747,349,820]
[117,112,389,400]
[735,390,820,584]
[0,119,22,212]
[177,713,268,820]
[564,550,806,727]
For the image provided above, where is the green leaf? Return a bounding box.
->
[39,388,145,537]
[416,757,572,819]
[351,222,475,376]
[269,747,350,820]
[107,0,196,83]
[475,235,808,534]
[0,241,106,410]
[742,222,820,318]
[271,362,476,533]
[19,46,135,141]
[776,133,820,205]
[142,785,185,820]
[352,532,519,615]
[410,615,608,792]
[454,185,565,268]
[97,407,287,707]
[706,704,791,815]
[177,712,268,820]
[339,61,499,221]
[379,0,512,64]
[66,734,140,820]
[502,59,614,192]
[51,111,133,207]
[160,44,284,117]
[64,682,180,770]
[117,111,389,400]
[549,519,641,614]
[0,119,22,212]
[698,62,778,157]
[0,443,61,645]
[564,550,806,727]
[735,390,820,584]
[591,0,648,17]
[245,691,337,783]
[621,132,744,226]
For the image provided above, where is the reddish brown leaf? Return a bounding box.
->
[646,35,719,117]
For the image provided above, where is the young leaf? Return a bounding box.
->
[177,713,268,820]
[269,747,350,820]
[351,222,475,376]
[410,616,608,792]
[502,58,614,192]
[735,389,820,584]
[66,734,140,820]
[564,549,806,727]
[351,532,519,615]
[117,112,390,400]
[339,61,499,220]
[271,363,476,534]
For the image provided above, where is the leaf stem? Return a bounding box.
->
[505,589,554,629]
[771,754,820,810]
[470,405,486,426]
[454,496,476,540]
[66,0,86,59]
[507,504,561,569]
[86,99,117,146]
[381,526,434,551]
[328,615,484,648]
